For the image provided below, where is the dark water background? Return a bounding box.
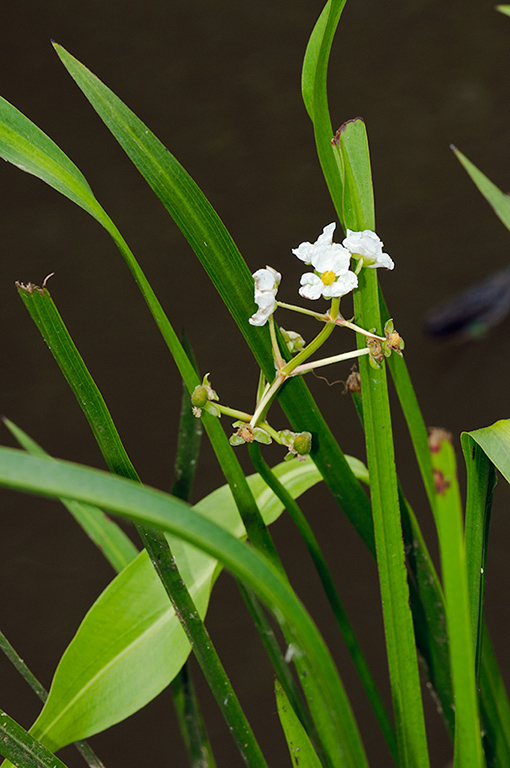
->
[2,0,510,766]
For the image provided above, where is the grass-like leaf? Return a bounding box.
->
[275,679,322,768]
[462,420,510,764]
[453,146,510,235]
[312,99,429,768]
[0,712,69,768]
[429,430,484,766]
[301,0,348,225]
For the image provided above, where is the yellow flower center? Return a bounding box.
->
[321,270,336,286]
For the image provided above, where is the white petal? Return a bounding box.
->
[252,266,281,292]
[343,229,382,259]
[322,270,358,298]
[292,223,337,264]
[299,273,324,300]
[365,252,395,270]
[312,244,351,274]
[315,222,336,246]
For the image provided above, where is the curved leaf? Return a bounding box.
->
[0,447,368,768]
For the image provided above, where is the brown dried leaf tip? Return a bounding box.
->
[428,427,453,454]
[15,273,54,294]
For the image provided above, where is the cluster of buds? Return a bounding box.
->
[191,222,403,460]
[366,319,405,369]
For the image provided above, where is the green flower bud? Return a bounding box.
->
[293,431,312,455]
[191,385,209,408]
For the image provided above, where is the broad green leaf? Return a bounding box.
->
[275,679,322,768]
[15,460,331,752]
[0,712,68,768]
[453,147,510,234]
[0,448,368,768]
[496,5,510,17]
[3,418,138,573]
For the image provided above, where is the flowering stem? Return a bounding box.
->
[280,313,337,378]
[216,404,253,421]
[276,300,328,322]
[292,347,370,376]
[250,373,286,427]
[335,316,385,340]
[268,316,285,370]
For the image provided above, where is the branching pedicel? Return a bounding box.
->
[191,223,403,460]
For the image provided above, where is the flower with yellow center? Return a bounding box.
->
[299,242,357,300]
[293,222,358,301]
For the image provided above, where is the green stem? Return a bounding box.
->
[335,317,384,340]
[276,301,328,321]
[292,347,369,375]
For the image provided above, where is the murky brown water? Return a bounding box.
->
[2,0,510,765]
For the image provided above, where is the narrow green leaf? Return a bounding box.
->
[479,626,510,767]
[0,448,368,768]
[301,0,348,224]
[344,119,429,768]
[0,711,69,768]
[275,679,323,768]
[333,118,374,231]
[453,147,510,234]
[460,434,497,675]
[496,5,510,16]
[3,418,138,572]
[461,420,510,765]
[429,430,484,767]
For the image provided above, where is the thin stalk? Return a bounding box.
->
[276,300,328,321]
[292,347,369,375]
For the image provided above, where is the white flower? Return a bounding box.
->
[342,229,394,270]
[299,268,358,300]
[249,266,281,326]
[292,222,346,266]
[293,222,358,301]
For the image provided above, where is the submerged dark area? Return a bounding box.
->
[2,0,510,766]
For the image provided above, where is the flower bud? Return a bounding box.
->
[191,385,209,408]
[293,432,312,456]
